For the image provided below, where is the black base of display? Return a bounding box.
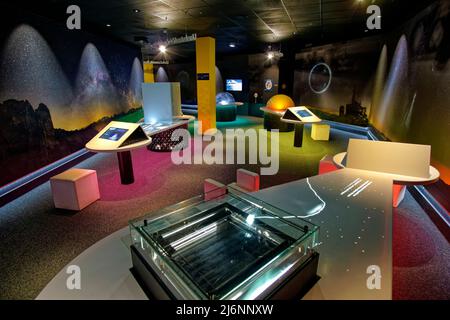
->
[267,252,320,300]
[130,245,174,300]
[130,244,320,300]
[263,112,294,132]
[294,123,304,148]
[216,105,237,122]
[117,151,134,184]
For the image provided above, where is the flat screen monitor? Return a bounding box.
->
[99,127,129,141]
[297,110,313,118]
[226,79,242,91]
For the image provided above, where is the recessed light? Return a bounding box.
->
[159,45,167,53]
[229,43,236,48]
[133,9,140,13]
[106,24,111,27]
[267,52,274,60]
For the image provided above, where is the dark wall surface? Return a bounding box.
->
[159,53,279,105]
[293,0,450,184]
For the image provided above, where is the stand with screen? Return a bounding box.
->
[86,121,151,184]
[281,107,322,147]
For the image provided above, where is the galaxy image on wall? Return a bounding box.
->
[0,9,143,186]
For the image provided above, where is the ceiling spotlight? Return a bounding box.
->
[267,52,274,60]
[106,24,111,27]
[133,9,140,13]
[159,45,167,53]
[229,43,236,48]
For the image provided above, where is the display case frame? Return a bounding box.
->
[129,185,320,300]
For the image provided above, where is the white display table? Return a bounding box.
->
[85,121,151,185]
[281,106,322,147]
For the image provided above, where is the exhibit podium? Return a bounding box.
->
[281,106,322,147]
[85,121,151,184]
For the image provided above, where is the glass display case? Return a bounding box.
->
[129,186,320,300]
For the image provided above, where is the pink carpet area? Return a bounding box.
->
[98,149,174,202]
[392,193,450,300]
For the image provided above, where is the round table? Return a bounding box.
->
[86,139,152,185]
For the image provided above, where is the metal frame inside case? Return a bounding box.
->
[129,186,320,300]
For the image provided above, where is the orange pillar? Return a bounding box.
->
[143,62,154,83]
[196,37,216,134]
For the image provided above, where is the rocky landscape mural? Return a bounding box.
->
[0,99,139,186]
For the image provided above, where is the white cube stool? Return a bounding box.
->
[311,123,330,141]
[50,169,100,211]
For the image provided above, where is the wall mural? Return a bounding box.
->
[0,21,143,186]
[294,1,450,185]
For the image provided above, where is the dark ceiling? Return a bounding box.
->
[2,0,436,60]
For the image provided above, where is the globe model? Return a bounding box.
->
[216,92,236,106]
[266,94,295,111]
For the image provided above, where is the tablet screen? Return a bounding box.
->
[99,127,129,141]
[297,110,313,118]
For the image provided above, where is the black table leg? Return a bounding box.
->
[117,151,134,184]
[294,123,304,147]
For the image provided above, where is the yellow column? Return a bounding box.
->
[143,62,154,83]
[196,37,216,134]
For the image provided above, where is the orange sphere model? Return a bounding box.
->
[266,94,295,112]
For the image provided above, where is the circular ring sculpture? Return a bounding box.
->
[308,62,332,94]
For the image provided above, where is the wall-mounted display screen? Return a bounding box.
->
[99,127,129,141]
[226,79,243,91]
[297,110,313,118]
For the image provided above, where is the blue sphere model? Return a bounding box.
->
[216,92,236,106]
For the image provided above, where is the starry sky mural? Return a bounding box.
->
[0,8,143,186]
[0,10,143,131]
